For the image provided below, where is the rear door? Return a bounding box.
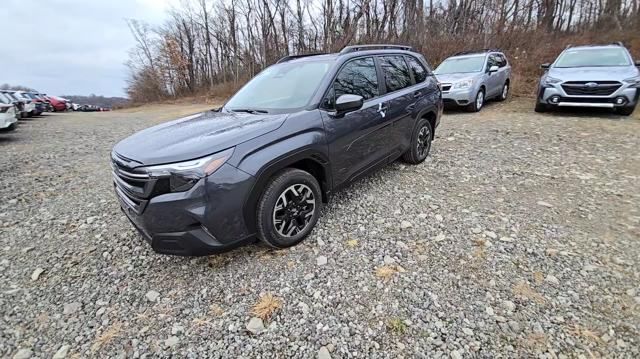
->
[376,55,416,157]
[496,53,510,89]
[320,56,393,186]
[485,54,502,97]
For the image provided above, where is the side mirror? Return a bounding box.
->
[335,94,363,115]
[540,63,550,69]
[488,65,499,73]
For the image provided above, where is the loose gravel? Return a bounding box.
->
[1,100,639,358]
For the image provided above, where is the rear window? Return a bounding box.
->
[554,48,631,67]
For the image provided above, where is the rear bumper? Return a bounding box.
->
[0,113,18,130]
[114,163,257,256]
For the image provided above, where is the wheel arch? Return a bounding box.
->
[242,149,332,234]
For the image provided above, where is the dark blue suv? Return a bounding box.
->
[112,44,442,256]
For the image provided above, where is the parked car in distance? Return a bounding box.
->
[112,44,442,256]
[434,49,511,112]
[0,101,18,132]
[11,91,39,116]
[48,96,68,112]
[536,43,640,116]
[21,92,46,115]
[1,91,28,118]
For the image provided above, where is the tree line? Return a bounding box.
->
[126,0,640,102]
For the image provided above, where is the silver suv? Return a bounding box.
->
[434,49,511,112]
[535,43,640,116]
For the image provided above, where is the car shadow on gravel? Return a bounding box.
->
[541,107,632,120]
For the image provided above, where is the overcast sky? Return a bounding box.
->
[0,0,179,98]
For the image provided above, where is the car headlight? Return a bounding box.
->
[145,147,235,192]
[542,76,562,86]
[623,75,640,88]
[453,79,474,90]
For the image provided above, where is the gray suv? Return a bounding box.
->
[111,44,442,256]
[434,49,511,112]
[535,43,640,116]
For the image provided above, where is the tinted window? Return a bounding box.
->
[406,56,428,83]
[329,57,379,106]
[497,54,507,67]
[380,56,412,92]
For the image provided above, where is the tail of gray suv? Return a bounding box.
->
[112,44,442,256]
[535,43,640,116]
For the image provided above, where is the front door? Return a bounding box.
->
[320,57,393,186]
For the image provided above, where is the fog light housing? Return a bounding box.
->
[550,96,560,104]
[615,97,626,105]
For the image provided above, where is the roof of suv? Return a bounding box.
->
[276,44,423,64]
[565,42,627,50]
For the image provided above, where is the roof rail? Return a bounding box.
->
[276,52,326,64]
[339,44,414,54]
[452,48,501,56]
[612,41,624,47]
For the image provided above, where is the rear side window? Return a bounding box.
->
[487,54,499,70]
[406,56,428,83]
[328,57,379,106]
[497,54,507,67]
[379,56,412,92]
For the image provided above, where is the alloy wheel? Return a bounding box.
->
[476,91,484,109]
[273,184,316,237]
[502,84,509,99]
[416,125,431,159]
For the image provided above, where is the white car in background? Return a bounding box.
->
[7,91,36,117]
[0,93,18,132]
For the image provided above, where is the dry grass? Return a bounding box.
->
[521,332,548,350]
[251,293,283,321]
[533,271,544,284]
[91,322,123,352]
[387,317,408,335]
[512,281,546,304]
[567,324,603,345]
[375,265,406,281]
[346,239,359,248]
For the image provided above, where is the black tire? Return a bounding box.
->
[256,168,322,249]
[534,101,548,113]
[497,82,509,101]
[402,118,433,164]
[615,106,635,116]
[466,88,485,112]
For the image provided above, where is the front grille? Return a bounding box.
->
[111,153,156,214]
[441,83,452,92]
[561,81,621,96]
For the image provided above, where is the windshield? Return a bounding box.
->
[434,56,485,74]
[554,48,630,68]
[225,60,333,113]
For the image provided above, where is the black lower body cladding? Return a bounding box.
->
[115,163,257,256]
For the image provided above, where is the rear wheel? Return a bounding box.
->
[402,118,433,164]
[497,82,509,101]
[466,88,484,112]
[256,168,322,249]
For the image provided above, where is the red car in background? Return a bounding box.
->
[47,96,67,112]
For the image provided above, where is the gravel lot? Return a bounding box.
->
[1,100,639,358]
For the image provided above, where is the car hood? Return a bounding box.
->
[113,110,287,166]
[434,73,481,83]
[548,66,639,81]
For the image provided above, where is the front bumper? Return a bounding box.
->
[114,163,257,256]
[539,83,638,109]
[441,87,474,107]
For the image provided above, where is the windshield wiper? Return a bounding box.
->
[229,108,268,114]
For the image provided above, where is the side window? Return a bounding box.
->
[486,54,499,70]
[406,56,428,84]
[380,56,412,92]
[497,54,507,67]
[326,57,379,108]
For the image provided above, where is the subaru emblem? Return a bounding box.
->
[585,82,598,88]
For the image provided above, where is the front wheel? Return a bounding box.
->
[256,168,322,249]
[615,106,635,116]
[534,101,548,113]
[402,118,433,164]
[466,89,485,112]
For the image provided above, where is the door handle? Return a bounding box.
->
[413,91,422,99]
